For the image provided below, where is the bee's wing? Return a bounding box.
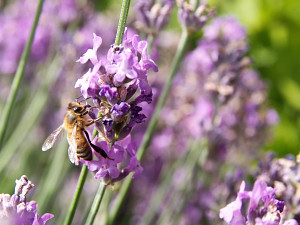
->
[42,125,64,151]
[67,124,79,165]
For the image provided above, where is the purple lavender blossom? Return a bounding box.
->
[81,137,143,185]
[0,0,80,75]
[111,102,131,121]
[177,0,215,32]
[204,16,246,42]
[0,175,54,225]
[258,154,300,222]
[75,31,157,183]
[220,180,294,225]
[99,84,118,105]
[184,16,250,104]
[134,0,174,35]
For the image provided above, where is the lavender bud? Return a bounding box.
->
[111,102,131,121]
[102,118,115,142]
[177,0,215,33]
[135,0,174,34]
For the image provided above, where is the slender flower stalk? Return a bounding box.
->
[0,0,45,148]
[138,30,189,161]
[84,184,107,225]
[107,28,190,225]
[83,0,133,224]
[142,139,208,224]
[0,54,61,174]
[115,0,131,46]
[63,165,88,225]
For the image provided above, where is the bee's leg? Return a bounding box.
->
[83,129,113,160]
[85,119,95,126]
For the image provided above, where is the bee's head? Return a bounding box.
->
[68,102,86,114]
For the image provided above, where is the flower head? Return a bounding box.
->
[75,31,157,183]
[134,0,174,35]
[220,180,294,225]
[177,0,215,33]
[0,175,54,225]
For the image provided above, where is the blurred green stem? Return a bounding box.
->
[157,140,208,225]
[141,139,208,225]
[114,0,131,46]
[137,30,189,160]
[0,55,61,173]
[107,30,190,225]
[0,0,45,148]
[35,140,70,214]
[84,184,107,225]
[63,165,88,225]
[147,34,155,55]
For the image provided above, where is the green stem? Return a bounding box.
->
[107,30,190,225]
[83,0,133,223]
[63,165,88,225]
[147,34,155,55]
[0,0,45,148]
[137,30,189,161]
[114,0,131,46]
[35,140,70,214]
[0,54,61,174]
[159,141,207,225]
[84,184,107,225]
[193,0,200,11]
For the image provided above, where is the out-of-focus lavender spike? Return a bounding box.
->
[0,175,54,224]
[177,0,215,33]
[220,179,296,225]
[134,0,175,35]
[257,154,300,221]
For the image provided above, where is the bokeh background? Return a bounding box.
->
[212,0,300,155]
[0,0,300,224]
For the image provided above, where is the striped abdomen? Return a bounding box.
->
[71,129,93,161]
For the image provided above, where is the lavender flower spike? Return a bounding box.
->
[0,175,54,225]
[134,0,174,34]
[220,179,296,225]
[75,31,157,183]
[177,0,215,32]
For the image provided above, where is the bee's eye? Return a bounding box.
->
[72,107,80,112]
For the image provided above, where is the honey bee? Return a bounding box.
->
[42,102,111,164]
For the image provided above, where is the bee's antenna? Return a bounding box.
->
[75,96,91,104]
[75,95,84,103]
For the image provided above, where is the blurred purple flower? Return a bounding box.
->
[177,0,215,32]
[134,0,174,34]
[266,109,279,125]
[0,0,80,75]
[0,175,53,225]
[220,180,292,225]
[203,16,246,42]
